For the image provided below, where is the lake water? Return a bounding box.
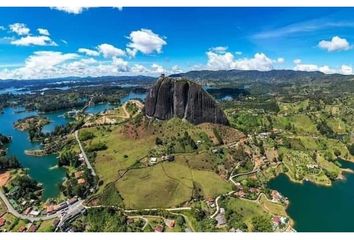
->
[0,90,147,200]
[268,160,354,232]
[0,107,66,199]
[85,91,146,114]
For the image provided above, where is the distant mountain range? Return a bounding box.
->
[170,69,350,84]
[0,75,156,91]
[1,70,353,91]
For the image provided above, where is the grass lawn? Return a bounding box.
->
[259,194,287,216]
[290,114,318,134]
[0,198,7,216]
[116,163,193,209]
[223,197,270,231]
[37,219,56,232]
[86,126,155,187]
[116,160,231,209]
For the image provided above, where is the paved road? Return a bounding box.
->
[75,130,96,176]
[124,207,192,213]
[56,200,85,231]
[0,189,60,221]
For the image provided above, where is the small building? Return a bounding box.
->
[74,171,84,179]
[27,224,37,232]
[78,178,86,185]
[46,205,56,214]
[0,218,5,227]
[23,207,32,216]
[149,157,157,165]
[162,155,175,162]
[234,190,246,198]
[272,216,281,228]
[29,210,40,216]
[67,196,78,205]
[18,226,27,232]
[271,190,283,202]
[164,219,176,228]
[154,225,164,232]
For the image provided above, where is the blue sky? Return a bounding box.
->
[0,7,354,79]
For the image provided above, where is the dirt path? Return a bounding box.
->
[0,171,10,187]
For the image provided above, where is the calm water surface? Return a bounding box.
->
[268,160,354,232]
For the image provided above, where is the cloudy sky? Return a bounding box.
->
[0,7,354,79]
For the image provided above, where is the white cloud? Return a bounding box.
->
[340,64,353,75]
[112,57,129,72]
[24,51,79,69]
[318,36,351,52]
[293,59,302,64]
[9,23,30,36]
[127,29,166,55]
[151,63,166,74]
[235,51,242,55]
[293,59,352,75]
[210,46,228,53]
[0,26,5,31]
[171,65,182,73]
[206,49,273,71]
[37,28,50,36]
[97,43,125,58]
[78,48,100,57]
[276,57,285,64]
[11,35,57,46]
[52,7,87,14]
[318,65,336,74]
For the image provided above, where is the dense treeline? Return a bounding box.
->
[6,175,42,201]
[0,156,21,170]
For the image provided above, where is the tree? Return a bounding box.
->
[251,215,272,232]
[155,137,163,145]
[0,156,21,170]
[176,216,185,226]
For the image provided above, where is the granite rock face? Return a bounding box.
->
[144,76,229,125]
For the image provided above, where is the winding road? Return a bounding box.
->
[0,189,60,221]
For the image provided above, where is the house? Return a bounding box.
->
[271,190,283,202]
[78,153,85,161]
[78,178,86,185]
[164,219,176,228]
[162,155,175,162]
[234,190,246,198]
[272,216,281,227]
[154,225,164,232]
[67,196,78,205]
[215,208,226,227]
[206,197,215,207]
[46,205,56,214]
[149,157,157,165]
[23,207,32,215]
[74,171,84,179]
[27,224,37,232]
[0,218,5,227]
[29,210,40,216]
[18,226,27,232]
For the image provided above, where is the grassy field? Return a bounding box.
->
[116,160,231,209]
[259,194,287,216]
[37,219,56,232]
[222,197,271,231]
[0,198,7,216]
[84,126,155,187]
